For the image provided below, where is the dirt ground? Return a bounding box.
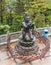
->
[0,37,51,65]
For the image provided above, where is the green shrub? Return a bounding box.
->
[10,15,23,32]
[0,25,10,35]
[36,21,45,28]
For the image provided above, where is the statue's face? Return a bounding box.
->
[24,12,30,22]
[25,16,30,22]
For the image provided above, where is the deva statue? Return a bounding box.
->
[22,12,35,41]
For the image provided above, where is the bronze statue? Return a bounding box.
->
[16,12,39,56]
[22,12,34,41]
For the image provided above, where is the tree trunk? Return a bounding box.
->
[0,0,3,24]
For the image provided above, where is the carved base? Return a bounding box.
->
[16,40,39,56]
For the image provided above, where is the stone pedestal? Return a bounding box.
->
[16,40,39,56]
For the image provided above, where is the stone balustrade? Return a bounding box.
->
[0,27,51,46]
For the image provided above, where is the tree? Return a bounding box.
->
[25,0,51,27]
[0,0,6,24]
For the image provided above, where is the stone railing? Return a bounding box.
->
[0,31,21,45]
[0,27,51,46]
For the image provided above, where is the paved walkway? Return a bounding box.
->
[0,37,51,65]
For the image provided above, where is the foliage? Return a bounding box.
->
[0,25,10,35]
[10,15,23,32]
[25,1,51,27]
[0,0,51,35]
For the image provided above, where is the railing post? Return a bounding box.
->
[7,31,11,48]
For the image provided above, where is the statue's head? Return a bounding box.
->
[24,12,30,22]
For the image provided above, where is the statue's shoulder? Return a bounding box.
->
[22,22,27,27]
[22,22,25,25]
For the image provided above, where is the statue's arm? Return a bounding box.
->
[22,22,27,28]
